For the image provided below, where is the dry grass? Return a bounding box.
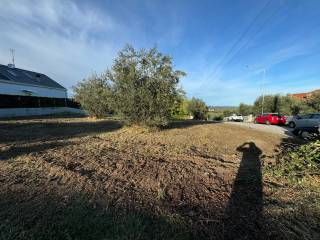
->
[0,117,318,239]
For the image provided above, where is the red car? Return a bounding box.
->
[254,113,286,125]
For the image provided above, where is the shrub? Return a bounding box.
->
[187,97,208,120]
[107,45,186,126]
[73,74,112,118]
[267,140,320,183]
[213,115,223,121]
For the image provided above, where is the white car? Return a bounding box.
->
[227,114,244,122]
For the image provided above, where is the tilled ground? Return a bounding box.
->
[0,118,291,239]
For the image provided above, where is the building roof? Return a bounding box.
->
[289,89,320,100]
[289,93,308,100]
[0,64,66,90]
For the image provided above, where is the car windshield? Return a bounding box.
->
[272,114,281,117]
[311,114,320,119]
[300,114,312,119]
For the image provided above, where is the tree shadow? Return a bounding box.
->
[0,119,123,144]
[0,190,192,240]
[223,142,263,239]
[0,141,72,161]
[163,120,218,130]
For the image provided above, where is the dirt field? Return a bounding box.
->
[0,117,318,240]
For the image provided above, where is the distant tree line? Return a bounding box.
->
[73,45,209,126]
[238,93,320,116]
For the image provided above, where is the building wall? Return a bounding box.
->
[0,80,67,98]
[0,107,86,118]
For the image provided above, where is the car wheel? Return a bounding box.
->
[288,121,296,128]
[266,120,271,125]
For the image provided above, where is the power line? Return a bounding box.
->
[222,2,284,68]
[204,0,273,82]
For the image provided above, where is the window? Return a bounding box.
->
[300,114,312,119]
[0,94,69,108]
[301,114,312,119]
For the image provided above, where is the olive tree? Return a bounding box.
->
[106,45,186,126]
[307,91,320,112]
[253,94,315,116]
[238,103,253,116]
[73,73,112,118]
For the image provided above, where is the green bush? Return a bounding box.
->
[267,140,320,183]
[187,97,208,120]
[213,115,223,121]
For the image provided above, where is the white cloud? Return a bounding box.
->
[0,0,119,95]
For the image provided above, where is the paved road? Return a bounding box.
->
[225,121,294,137]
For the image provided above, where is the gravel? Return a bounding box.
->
[224,121,294,137]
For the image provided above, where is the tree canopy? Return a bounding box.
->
[106,45,186,126]
[187,97,208,120]
[73,73,113,118]
[242,94,316,116]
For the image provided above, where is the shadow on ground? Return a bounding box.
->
[0,190,192,240]
[223,142,263,239]
[0,119,123,144]
[0,141,73,161]
[163,120,218,130]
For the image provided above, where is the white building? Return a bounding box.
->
[0,63,81,117]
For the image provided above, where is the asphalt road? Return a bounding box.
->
[225,121,294,137]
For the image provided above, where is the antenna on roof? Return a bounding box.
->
[8,48,15,68]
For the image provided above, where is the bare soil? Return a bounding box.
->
[0,117,317,239]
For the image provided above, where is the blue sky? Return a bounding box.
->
[0,0,319,106]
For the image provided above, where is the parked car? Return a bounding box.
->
[227,114,243,122]
[287,113,320,128]
[254,113,286,125]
